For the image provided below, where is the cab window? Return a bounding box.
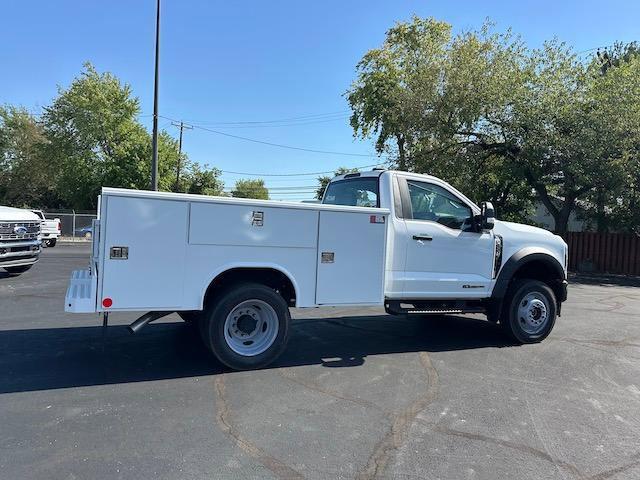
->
[406,180,472,230]
[323,177,379,207]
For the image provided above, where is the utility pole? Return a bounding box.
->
[150,0,161,191]
[171,121,193,192]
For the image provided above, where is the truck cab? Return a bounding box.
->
[31,210,61,247]
[323,169,567,339]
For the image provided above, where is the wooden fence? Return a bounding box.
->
[562,232,640,275]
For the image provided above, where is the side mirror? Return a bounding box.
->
[480,201,495,231]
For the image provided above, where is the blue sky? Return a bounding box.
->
[1,0,638,200]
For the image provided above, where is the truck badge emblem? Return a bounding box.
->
[251,211,264,227]
[13,226,27,237]
[110,246,129,260]
[321,252,335,263]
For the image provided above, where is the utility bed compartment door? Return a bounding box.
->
[315,210,387,305]
[100,196,188,310]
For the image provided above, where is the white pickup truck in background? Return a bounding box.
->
[65,169,568,370]
[31,210,61,247]
[0,206,42,274]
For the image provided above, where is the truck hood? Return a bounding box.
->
[0,206,40,221]
[493,219,567,272]
[494,220,556,238]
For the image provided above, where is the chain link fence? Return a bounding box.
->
[43,210,97,242]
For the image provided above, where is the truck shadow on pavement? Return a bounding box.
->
[0,314,515,394]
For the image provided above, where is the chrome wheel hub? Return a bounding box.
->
[518,292,549,334]
[224,300,279,356]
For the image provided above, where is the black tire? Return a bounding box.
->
[4,264,33,274]
[48,238,57,247]
[202,283,291,370]
[501,279,556,343]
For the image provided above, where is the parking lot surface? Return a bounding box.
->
[1,244,640,479]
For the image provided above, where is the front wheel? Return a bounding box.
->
[501,279,556,343]
[202,283,291,370]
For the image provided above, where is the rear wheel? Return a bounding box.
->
[4,264,33,274]
[501,279,556,343]
[48,238,57,247]
[202,283,291,370]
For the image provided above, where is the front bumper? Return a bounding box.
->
[558,279,568,303]
[0,240,41,268]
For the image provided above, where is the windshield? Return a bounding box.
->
[322,177,379,207]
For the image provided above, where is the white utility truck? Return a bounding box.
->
[65,169,568,370]
[31,210,61,247]
[0,206,42,274]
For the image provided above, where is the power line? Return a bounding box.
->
[159,114,385,159]
[195,116,350,129]
[219,163,384,177]
[178,110,350,126]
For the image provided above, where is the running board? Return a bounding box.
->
[408,309,465,315]
[385,300,486,316]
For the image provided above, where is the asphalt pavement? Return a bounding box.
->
[1,244,639,479]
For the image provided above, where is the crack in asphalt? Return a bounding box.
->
[560,337,640,349]
[213,375,306,480]
[356,352,439,480]
[587,452,640,479]
[430,424,640,480]
[432,424,584,478]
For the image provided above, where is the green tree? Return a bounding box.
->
[586,42,640,232]
[315,167,359,200]
[347,17,534,223]
[511,42,639,233]
[348,17,640,232]
[43,63,149,209]
[185,164,225,196]
[231,179,269,199]
[0,106,59,208]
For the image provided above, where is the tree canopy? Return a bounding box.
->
[231,179,269,200]
[0,63,225,210]
[347,17,640,232]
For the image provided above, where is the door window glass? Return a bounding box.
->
[406,180,472,230]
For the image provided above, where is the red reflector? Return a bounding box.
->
[102,298,113,308]
[370,215,385,224]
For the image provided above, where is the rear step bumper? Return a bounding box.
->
[65,269,97,313]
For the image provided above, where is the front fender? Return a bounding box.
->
[492,248,566,301]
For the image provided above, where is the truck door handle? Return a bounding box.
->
[412,234,432,241]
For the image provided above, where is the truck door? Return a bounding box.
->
[400,178,494,298]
